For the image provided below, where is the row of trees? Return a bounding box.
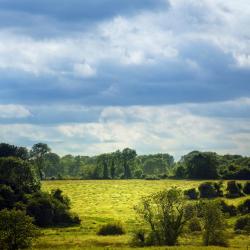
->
[0,143,250,180]
[174,151,250,180]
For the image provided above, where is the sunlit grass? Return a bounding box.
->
[34,180,250,249]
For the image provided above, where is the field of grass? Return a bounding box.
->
[33,180,250,250]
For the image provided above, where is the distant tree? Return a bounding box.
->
[182,151,218,179]
[0,209,40,250]
[134,188,191,246]
[201,201,228,246]
[122,148,137,179]
[30,143,51,179]
[44,152,61,178]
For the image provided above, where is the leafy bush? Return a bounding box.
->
[198,182,223,198]
[243,182,250,194]
[219,200,237,217]
[226,181,244,198]
[184,188,199,200]
[234,215,250,233]
[238,199,250,215]
[188,217,202,232]
[134,188,190,246]
[97,222,125,235]
[131,229,146,246]
[0,209,40,250]
[201,201,229,247]
[26,190,80,227]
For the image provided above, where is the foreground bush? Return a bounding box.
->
[134,187,191,246]
[234,215,250,233]
[0,209,40,250]
[97,222,125,235]
[201,201,229,247]
[188,217,202,232]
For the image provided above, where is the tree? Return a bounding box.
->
[122,148,136,179]
[201,201,228,246]
[30,143,51,179]
[134,188,190,246]
[181,151,218,179]
[44,152,61,178]
[0,209,40,250]
[0,157,40,195]
[0,143,29,160]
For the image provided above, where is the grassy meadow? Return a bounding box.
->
[33,180,250,250]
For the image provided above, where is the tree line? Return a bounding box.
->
[0,143,249,180]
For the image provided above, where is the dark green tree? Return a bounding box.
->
[122,148,137,179]
[30,143,51,179]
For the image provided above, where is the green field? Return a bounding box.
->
[33,180,250,250]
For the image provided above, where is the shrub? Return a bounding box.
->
[188,217,202,232]
[184,188,199,200]
[243,182,250,194]
[26,190,80,227]
[0,209,40,250]
[198,182,222,198]
[144,175,160,180]
[219,200,237,217]
[201,201,229,247]
[234,215,250,233]
[134,188,190,246]
[226,181,244,198]
[238,199,250,215]
[97,222,125,236]
[131,229,146,246]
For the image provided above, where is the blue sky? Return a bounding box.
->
[0,0,250,159]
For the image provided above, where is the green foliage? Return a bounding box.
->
[181,151,218,179]
[243,182,250,194]
[238,199,250,215]
[198,182,223,198]
[97,222,125,235]
[234,215,250,233]
[201,201,229,247]
[134,187,189,246]
[226,181,244,198]
[0,157,40,195]
[184,188,199,200]
[26,190,80,227]
[218,200,237,217]
[188,217,202,232]
[0,209,40,250]
[30,143,51,179]
[0,143,29,160]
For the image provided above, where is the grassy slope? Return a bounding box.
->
[33,180,250,250]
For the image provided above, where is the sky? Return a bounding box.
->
[0,0,250,159]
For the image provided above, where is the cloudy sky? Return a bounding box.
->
[0,0,250,159]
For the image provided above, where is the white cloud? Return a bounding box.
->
[0,105,31,118]
[73,62,96,78]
